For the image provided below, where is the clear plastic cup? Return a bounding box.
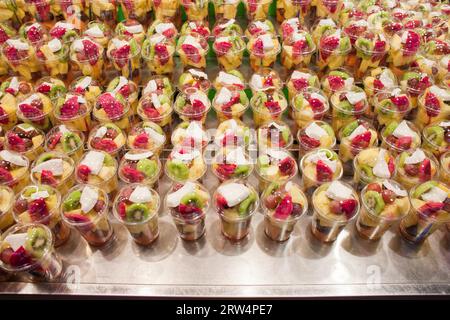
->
[0,150,30,193]
[182,0,209,20]
[373,89,412,126]
[69,75,103,107]
[415,85,450,130]
[70,37,104,79]
[0,101,18,131]
[13,184,70,247]
[330,86,368,132]
[107,35,141,79]
[440,151,450,186]
[118,0,150,22]
[247,34,281,71]
[173,87,211,124]
[136,92,174,140]
[315,0,342,19]
[395,149,439,190]
[44,125,85,163]
[213,33,246,71]
[317,29,351,71]
[380,121,421,155]
[211,146,254,182]
[353,147,396,189]
[354,30,389,79]
[164,146,207,183]
[388,30,421,67]
[27,0,55,22]
[1,37,40,81]
[213,0,240,20]
[127,121,166,155]
[291,87,330,129]
[244,0,271,20]
[281,30,316,69]
[0,223,63,282]
[298,121,336,158]
[35,77,68,104]
[5,124,45,162]
[89,0,116,25]
[16,93,55,132]
[118,150,161,186]
[276,0,311,23]
[177,33,209,69]
[213,87,249,122]
[250,90,288,127]
[258,120,294,151]
[141,35,175,75]
[36,40,70,78]
[93,93,131,131]
[61,184,114,247]
[113,184,160,246]
[87,123,126,157]
[54,93,92,133]
[153,0,179,20]
[84,21,112,49]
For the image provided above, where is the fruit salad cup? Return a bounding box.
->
[113,184,160,246]
[181,20,211,38]
[399,181,450,244]
[106,76,139,114]
[214,70,245,92]
[61,184,114,246]
[152,0,179,20]
[83,21,112,49]
[165,181,210,241]
[298,121,336,158]
[45,125,84,162]
[31,152,75,194]
[440,151,450,186]
[214,179,259,241]
[330,86,368,132]
[212,147,253,182]
[75,150,118,194]
[88,123,126,157]
[422,121,450,159]
[338,120,378,174]
[141,34,175,75]
[373,88,412,126]
[380,120,421,155]
[400,69,433,108]
[0,223,63,281]
[127,121,166,155]
[245,19,276,38]
[247,34,281,71]
[262,181,307,242]
[69,76,102,107]
[107,36,141,79]
[118,0,150,22]
[363,67,398,118]
[291,87,329,129]
[279,17,304,41]
[437,55,450,81]
[353,147,396,189]
[315,0,342,19]
[311,180,359,243]
[286,69,320,100]
[5,124,44,161]
[388,30,421,68]
[212,18,243,37]
[148,19,178,41]
[396,148,439,190]
[416,85,450,130]
[16,93,53,131]
[119,150,161,186]
[277,0,311,23]
[213,0,240,20]
[2,37,40,80]
[256,149,298,193]
[300,148,343,192]
[0,185,14,231]
[174,88,211,124]
[213,33,246,71]
[0,76,32,119]
[116,19,145,44]
[317,29,351,71]
[213,87,249,122]
[178,68,211,93]
[214,119,251,148]
[0,93,18,132]
[36,38,69,78]
[18,22,48,46]
[137,92,173,139]
[357,179,411,240]
[354,30,389,79]
[281,30,316,69]
[35,77,67,105]
[182,0,209,21]
[250,90,288,127]
[165,146,207,183]
[171,121,210,150]
[176,33,209,69]
[257,120,293,151]
[0,150,30,193]
[70,36,104,79]
[49,21,80,44]
[311,18,338,45]
[54,93,92,133]
[321,68,354,98]
[89,0,115,25]
[13,184,71,247]
[93,92,131,131]
[249,68,283,94]
[244,0,271,20]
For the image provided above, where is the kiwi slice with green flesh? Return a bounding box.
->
[179,73,189,86]
[308,76,318,86]
[281,128,290,143]
[159,94,170,105]
[425,126,444,145]
[293,94,304,109]
[356,38,372,58]
[125,203,149,223]
[49,85,67,100]
[180,192,205,208]
[398,152,409,167]
[64,190,81,211]
[62,132,82,153]
[322,149,337,160]
[103,154,115,166]
[137,159,157,177]
[412,181,439,198]
[329,70,350,79]
[402,72,419,81]
[167,160,189,180]
[305,34,314,49]
[233,165,250,177]
[0,82,10,92]
[228,70,244,81]
[238,192,257,216]
[25,227,48,258]
[130,39,139,55]
[321,124,334,137]
[258,155,270,167]
[360,164,374,179]
[364,191,385,215]
[342,120,359,137]
[338,100,353,113]
[175,95,186,109]
[37,153,54,164]
[107,77,120,92]
[379,100,395,114]
[265,182,280,197]
[62,30,77,42]
[239,91,248,104]
[383,121,399,137]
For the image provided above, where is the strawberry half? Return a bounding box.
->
[327,75,345,91]
[292,78,308,91]
[395,136,413,150]
[351,131,371,149]
[0,167,13,183]
[300,134,321,149]
[9,246,32,268]
[418,202,444,217]
[340,199,357,219]
[424,92,441,117]
[28,198,49,221]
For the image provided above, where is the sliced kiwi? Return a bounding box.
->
[180,192,205,208]
[360,164,374,179]
[425,126,444,145]
[265,182,279,197]
[364,191,385,215]
[402,71,419,81]
[257,155,270,167]
[233,165,250,177]
[107,77,120,92]
[167,160,189,180]
[329,70,349,79]
[125,203,149,223]
[62,132,82,153]
[305,34,314,49]
[37,153,54,164]
[228,70,244,81]
[383,121,399,137]
[321,124,334,137]
[281,128,290,143]
[238,192,257,216]
[103,154,115,166]
[25,227,48,258]
[49,85,67,100]
[64,190,81,211]
[137,159,157,177]
[398,152,409,167]
[412,181,438,198]
[342,121,359,137]
[175,95,186,109]
[239,91,249,104]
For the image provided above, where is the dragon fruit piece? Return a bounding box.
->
[40,170,58,186]
[340,199,357,219]
[50,26,66,39]
[7,133,25,152]
[155,43,169,64]
[118,201,127,219]
[133,133,149,148]
[0,167,13,183]
[0,28,9,44]
[181,44,201,63]
[112,45,131,68]
[82,39,99,65]
[19,104,43,119]
[216,164,237,178]
[351,131,371,149]
[418,159,431,182]
[424,92,441,117]
[278,157,295,176]
[418,202,444,217]
[122,166,145,182]
[93,138,117,152]
[300,134,321,149]
[253,38,264,56]
[395,136,413,150]
[26,26,42,44]
[292,78,308,91]
[37,83,51,93]
[327,75,345,91]
[28,198,49,221]
[59,96,81,118]
[9,246,32,268]
[215,41,232,56]
[316,160,333,182]
[274,195,293,219]
[178,203,202,216]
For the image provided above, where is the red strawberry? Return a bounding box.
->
[26,26,42,44]
[418,159,431,182]
[340,199,357,219]
[281,23,294,39]
[118,84,131,98]
[47,132,62,150]
[395,136,413,150]
[316,160,333,182]
[118,201,127,219]
[40,170,57,186]
[134,133,150,148]
[4,46,20,65]
[64,213,91,223]
[418,202,444,217]
[278,157,295,176]
[351,131,371,149]
[390,95,409,111]
[9,246,32,268]
[7,133,25,152]
[98,94,124,119]
[424,92,441,117]
[253,38,264,56]
[162,28,175,39]
[0,167,13,183]
[122,166,145,182]
[155,43,169,64]
[300,134,320,149]
[37,83,51,93]
[59,96,80,118]
[77,164,91,182]
[50,26,67,39]
[82,39,99,65]
[181,44,201,63]
[274,195,293,219]
[19,104,43,119]
[327,75,345,91]
[215,41,232,56]
[292,39,307,56]
[373,79,384,91]
[112,45,131,68]
[28,198,49,221]
[143,105,160,119]
[216,164,237,178]
[292,78,308,91]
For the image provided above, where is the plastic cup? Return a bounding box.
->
[93,96,131,131]
[213,0,240,20]
[244,0,271,20]
[247,34,281,71]
[119,0,150,22]
[89,0,116,25]
[213,88,249,122]
[16,93,55,132]
[352,147,396,189]
[107,36,141,79]
[36,41,69,78]
[389,30,421,68]
[373,89,412,126]
[276,0,311,23]
[395,149,439,190]
[177,33,209,69]
[0,150,30,193]
[354,31,389,79]
[127,121,166,155]
[153,0,179,20]
[213,34,246,71]
[54,93,92,133]
[1,38,40,81]
[318,37,351,71]
[164,146,207,183]
[113,184,160,246]
[5,125,45,162]
[182,0,209,21]
[211,147,254,182]
[311,182,359,243]
[255,150,298,193]
[0,223,63,282]
[44,126,85,163]
[87,123,126,158]
[61,184,114,247]
[380,121,421,155]
[250,90,287,127]
[298,121,336,158]
[315,0,342,18]
[70,37,104,79]
[141,36,175,75]
[28,0,54,22]
[0,186,15,231]
[330,86,368,133]
[258,120,294,152]
[440,151,450,186]
[0,103,18,131]
[13,185,70,247]
[136,93,174,141]
[415,86,450,130]
[281,31,316,69]
[291,87,330,129]
[118,150,161,187]
[173,87,211,124]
